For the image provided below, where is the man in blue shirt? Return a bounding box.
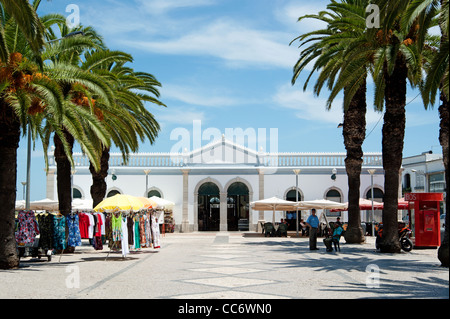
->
[306,209,320,250]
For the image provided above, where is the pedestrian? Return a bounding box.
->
[306,209,320,250]
[300,219,307,236]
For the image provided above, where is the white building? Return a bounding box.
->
[45,136,386,232]
[402,151,446,214]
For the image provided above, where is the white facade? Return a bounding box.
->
[401,152,446,215]
[46,136,386,232]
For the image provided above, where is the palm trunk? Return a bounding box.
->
[437,92,449,267]
[89,146,110,208]
[54,129,74,234]
[0,99,21,269]
[380,56,407,253]
[343,79,367,244]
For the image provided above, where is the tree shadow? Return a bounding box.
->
[322,276,449,299]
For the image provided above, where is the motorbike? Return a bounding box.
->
[375,223,413,252]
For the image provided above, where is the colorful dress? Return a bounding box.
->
[67,214,82,247]
[53,215,66,250]
[134,217,141,249]
[111,213,122,248]
[15,211,39,246]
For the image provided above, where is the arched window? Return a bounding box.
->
[286,189,302,202]
[147,190,161,198]
[326,189,342,217]
[72,188,82,199]
[366,188,384,202]
[107,190,121,198]
[326,189,342,202]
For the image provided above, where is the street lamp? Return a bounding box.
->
[21,182,27,201]
[293,169,301,237]
[71,168,77,200]
[144,169,151,197]
[368,169,376,236]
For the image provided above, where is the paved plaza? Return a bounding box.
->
[1,232,448,301]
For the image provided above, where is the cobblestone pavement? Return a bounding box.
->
[1,232,448,300]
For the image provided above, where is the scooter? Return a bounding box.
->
[375,223,413,252]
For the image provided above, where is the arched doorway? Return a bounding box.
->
[285,189,302,231]
[227,182,249,231]
[198,182,220,231]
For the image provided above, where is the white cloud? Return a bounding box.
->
[274,83,383,125]
[137,0,215,15]
[161,83,240,107]
[122,19,299,69]
[156,106,206,125]
[275,1,330,32]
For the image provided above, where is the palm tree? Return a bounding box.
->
[291,0,370,244]
[368,0,438,252]
[406,0,449,266]
[76,50,164,207]
[40,35,115,219]
[0,0,59,269]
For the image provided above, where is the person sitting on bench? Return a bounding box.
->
[323,223,344,252]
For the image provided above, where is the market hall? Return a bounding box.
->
[44,136,386,233]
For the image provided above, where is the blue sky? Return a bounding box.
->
[16,0,442,201]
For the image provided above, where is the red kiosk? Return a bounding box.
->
[405,192,444,248]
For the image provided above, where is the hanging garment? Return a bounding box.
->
[111,213,122,250]
[67,214,82,247]
[121,216,129,257]
[99,212,106,236]
[127,216,134,248]
[151,215,161,249]
[37,213,54,250]
[93,213,103,250]
[134,216,141,249]
[139,215,147,247]
[53,215,66,250]
[145,214,152,248]
[78,213,90,239]
[105,214,113,248]
[15,211,40,246]
[87,214,95,239]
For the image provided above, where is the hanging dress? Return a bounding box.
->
[151,215,161,249]
[15,211,39,246]
[111,213,122,249]
[121,216,129,257]
[134,216,141,249]
[67,214,82,247]
[139,215,147,247]
[37,213,53,250]
[145,214,152,248]
[53,215,66,250]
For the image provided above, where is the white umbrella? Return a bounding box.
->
[148,196,175,223]
[148,196,175,210]
[72,198,94,211]
[15,200,26,210]
[29,198,59,211]
[250,196,298,223]
[297,199,347,210]
[298,199,347,228]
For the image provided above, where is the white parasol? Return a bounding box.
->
[29,198,59,211]
[250,196,298,223]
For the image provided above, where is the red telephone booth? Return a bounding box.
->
[405,193,444,248]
